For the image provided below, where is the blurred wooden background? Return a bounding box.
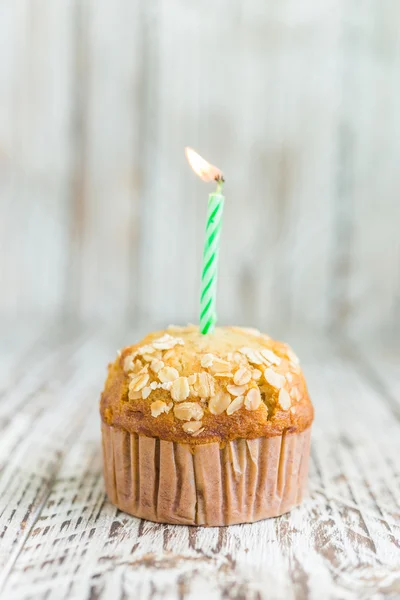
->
[1,1,399,343]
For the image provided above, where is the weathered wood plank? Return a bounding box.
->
[0,1,75,319]
[72,0,144,321]
[338,1,400,341]
[0,323,47,393]
[0,330,112,596]
[0,325,89,431]
[345,340,400,414]
[0,331,398,600]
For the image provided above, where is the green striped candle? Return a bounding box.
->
[200,180,224,333]
[185,147,225,335]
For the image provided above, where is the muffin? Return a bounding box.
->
[100,325,313,526]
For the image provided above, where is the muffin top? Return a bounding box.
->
[100,325,314,444]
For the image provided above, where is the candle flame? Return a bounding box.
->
[185,147,223,183]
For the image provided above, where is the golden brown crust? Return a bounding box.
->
[100,325,314,444]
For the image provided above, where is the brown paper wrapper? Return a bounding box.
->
[101,422,311,526]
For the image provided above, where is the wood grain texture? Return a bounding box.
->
[0,1,74,318]
[332,1,400,340]
[0,1,399,341]
[70,0,144,321]
[0,327,398,600]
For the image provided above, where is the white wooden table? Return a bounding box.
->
[0,324,399,600]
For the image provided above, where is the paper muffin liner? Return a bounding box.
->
[101,422,311,526]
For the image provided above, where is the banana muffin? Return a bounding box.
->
[100,325,313,526]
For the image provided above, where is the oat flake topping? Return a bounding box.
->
[121,325,305,435]
[278,388,291,410]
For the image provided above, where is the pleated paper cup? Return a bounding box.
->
[102,422,311,526]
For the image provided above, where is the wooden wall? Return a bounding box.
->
[1,0,399,342]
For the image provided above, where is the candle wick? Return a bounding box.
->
[215,175,225,195]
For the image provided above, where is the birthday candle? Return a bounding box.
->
[185,148,225,334]
[200,179,224,333]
